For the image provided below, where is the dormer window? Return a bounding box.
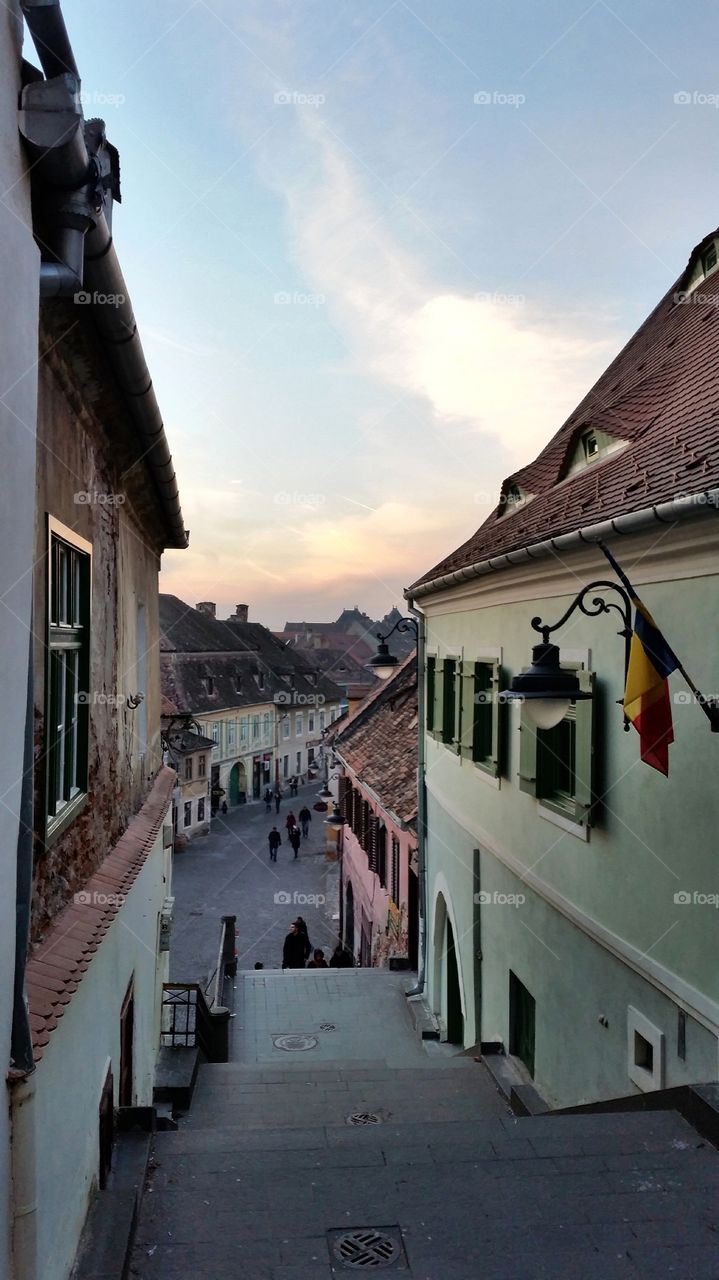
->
[204,675,214,695]
[498,482,533,518]
[234,674,242,693]
[257,671,265,690]
[564,425,627,478]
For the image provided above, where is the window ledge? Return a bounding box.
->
[45,792,88,847]
[537,803,588,842]
[471,762,500,790]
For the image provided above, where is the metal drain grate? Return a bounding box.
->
[272,1033,318,1052]
[319,1022,336,1031]
[331,1228,401,1269]
[347,1111,382,1126]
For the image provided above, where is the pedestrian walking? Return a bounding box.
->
[285,811,297,833]
[282,923,307,970]
[289,775,298,796]
[288,826,301,859]
[264,787,273,813]
[294,916,312,962]
[298,805,312,839]
[307,948,328,969]
[274,787,282,814]
[329,942,354,968]
[268,827,282,862]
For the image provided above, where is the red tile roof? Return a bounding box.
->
[23,766,175,1065]
[335,655,418,826]
[411,232,719,592]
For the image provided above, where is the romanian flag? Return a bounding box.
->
[601,546,679,775]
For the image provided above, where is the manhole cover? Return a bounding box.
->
[347,1111,382,1126]
[331,1228,401,1269]
[319,1022,336,1031]
[272,1034,318,1052]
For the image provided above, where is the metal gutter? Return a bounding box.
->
[405,601,427,996]
[407,489,719,602]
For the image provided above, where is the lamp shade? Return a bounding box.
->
[317,783,332,799]
[502,642,592,729]
[368,640,398,680]
[323,804,343,832]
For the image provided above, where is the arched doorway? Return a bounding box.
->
[433,891,464,1045]
[228,761,246,806]
[445,918,463,1044]
[345,881,355,957]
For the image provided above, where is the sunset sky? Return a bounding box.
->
[69,0,719,628]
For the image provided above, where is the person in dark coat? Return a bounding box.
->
[307,948,328,969]
[298,805,312,838]
[264,787,273,813]
[268,827,282,862]
[294,916,312,961]
[329,942,354,968]
[288,826,301,859]
[282,923,307,970]
[274,788,282,814]
[285,811,297,833]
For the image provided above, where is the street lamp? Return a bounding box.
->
[502,580,631,730]
[324,803,343,832]
[369,615,418,680]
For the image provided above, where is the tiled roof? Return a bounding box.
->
[24,767,175,1064]
[411,231,719,591]
[335,655,418,826]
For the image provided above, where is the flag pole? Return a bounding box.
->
[596,540,719,733]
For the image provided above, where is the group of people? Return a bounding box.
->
[267,806,313,861]
[264,776,302,814]
[281,917,354,970]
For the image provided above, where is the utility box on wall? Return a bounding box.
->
[159,896,174,952]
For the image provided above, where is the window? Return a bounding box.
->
[203,675,214,695]
[197,797,205,822]
[283,754,289,778]
[227,720,236,750]
[319,710,326,731]
[434,658,459,746]
[701,242,717,277]
[426,657,436,733]
[183,801,192,827]
[296,750,302,772]
[211,723,220,747]
[377,824,387,888]
[459,660,504,776]
[240,717,248,744]
[257,671,265,690]
[234,674,242,693]
[198,754,206,778]
[295,712,303,737]
[282,717,290,740]
[184,757,193,781]
[518,667,595,826]
[263,712,271,739]
[391,836,401,905]
[307,747,315,767]
[252,716,260,740]
[308,712,315,733]
[46,520,92,836]
[582,429,599,460]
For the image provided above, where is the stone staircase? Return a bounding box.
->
[130,1055,719,1280]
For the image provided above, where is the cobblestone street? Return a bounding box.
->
[170,783,340,983]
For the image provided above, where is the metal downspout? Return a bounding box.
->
[405,602,427,997]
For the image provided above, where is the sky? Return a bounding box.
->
[66,0,719,628]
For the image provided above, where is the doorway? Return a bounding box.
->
[407,869,419,970]
[509,970,536,1077]
[445,918,464,1044]
[359,910,372,968]
[99,1067,114,1189]
[345,881,355,957]
[119,981,134,1107]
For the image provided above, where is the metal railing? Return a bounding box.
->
[161,983,215,1060]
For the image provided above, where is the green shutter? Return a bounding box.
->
[573,669,595,825]
[442,659,457,745]
[488,661,504,778]
[518,710,537,795]
[433,658,444,739]
[426,657,436,734]
[459,661,475,758]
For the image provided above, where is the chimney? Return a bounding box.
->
[234,603,249,622]
[196,601,216,618]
